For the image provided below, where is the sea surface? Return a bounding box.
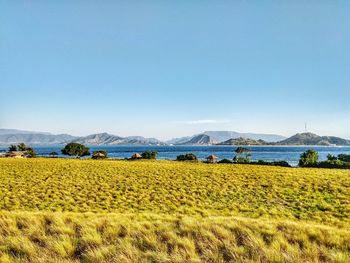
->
[2,145,350,166]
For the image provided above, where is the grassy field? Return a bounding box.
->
[0,158,350,262]
[0,212,349,263]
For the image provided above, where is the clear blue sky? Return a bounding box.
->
[1,1,349,140]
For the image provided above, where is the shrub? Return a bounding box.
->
[218,159,232,164]
[176,153,198,161]
[271,161,291,167]
[318,154,350,169]
[255,160,269,165]
[327,154,338,161]
[251,160,291,167]
[317,160,350,169]
[299,150,318,167]
[338,154,350,162]
[141,151,158,160]
[233,156,251,163]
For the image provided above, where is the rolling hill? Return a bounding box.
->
[217,137,268,145]
[278,132,350,146]
[216,133,350,146]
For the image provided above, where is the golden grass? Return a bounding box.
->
[1,158,350,223]
[0,212,349,263]
[1,158,350,262]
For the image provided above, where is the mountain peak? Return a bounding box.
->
[179,134,218,145]
[295,132,320,137]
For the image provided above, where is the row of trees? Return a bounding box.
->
[60,143,158,160]
[174,148,350,169]
[61,143,111,159]
[299,150,350,169]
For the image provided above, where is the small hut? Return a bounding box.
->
[131,153,142,159]
[92,151,107,160]
[206,154,218,163]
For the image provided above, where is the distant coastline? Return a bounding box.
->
[2,144,350,166]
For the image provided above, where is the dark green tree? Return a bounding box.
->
[327,154,338,161]
[8,145,17,151]
[299,149,319,167]
[17,143,27,151]
[61,143,90,157]
[338,154,350,162]
[141,151,158,159]
[25,147,36,158]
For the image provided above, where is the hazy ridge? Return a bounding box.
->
[0,129,349,146]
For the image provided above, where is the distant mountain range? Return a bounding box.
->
[0,129,349,146]
[168,131,286,145]
[0,129,165,146]
[0,129,76,145]
[203,131,286,142]
[72,133,165,146]
[215,133,350,146]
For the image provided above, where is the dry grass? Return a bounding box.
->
[1,158,350,262]
[0,158,350,224]
[0,212,349,263]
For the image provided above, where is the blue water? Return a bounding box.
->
[2,145,350,166]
